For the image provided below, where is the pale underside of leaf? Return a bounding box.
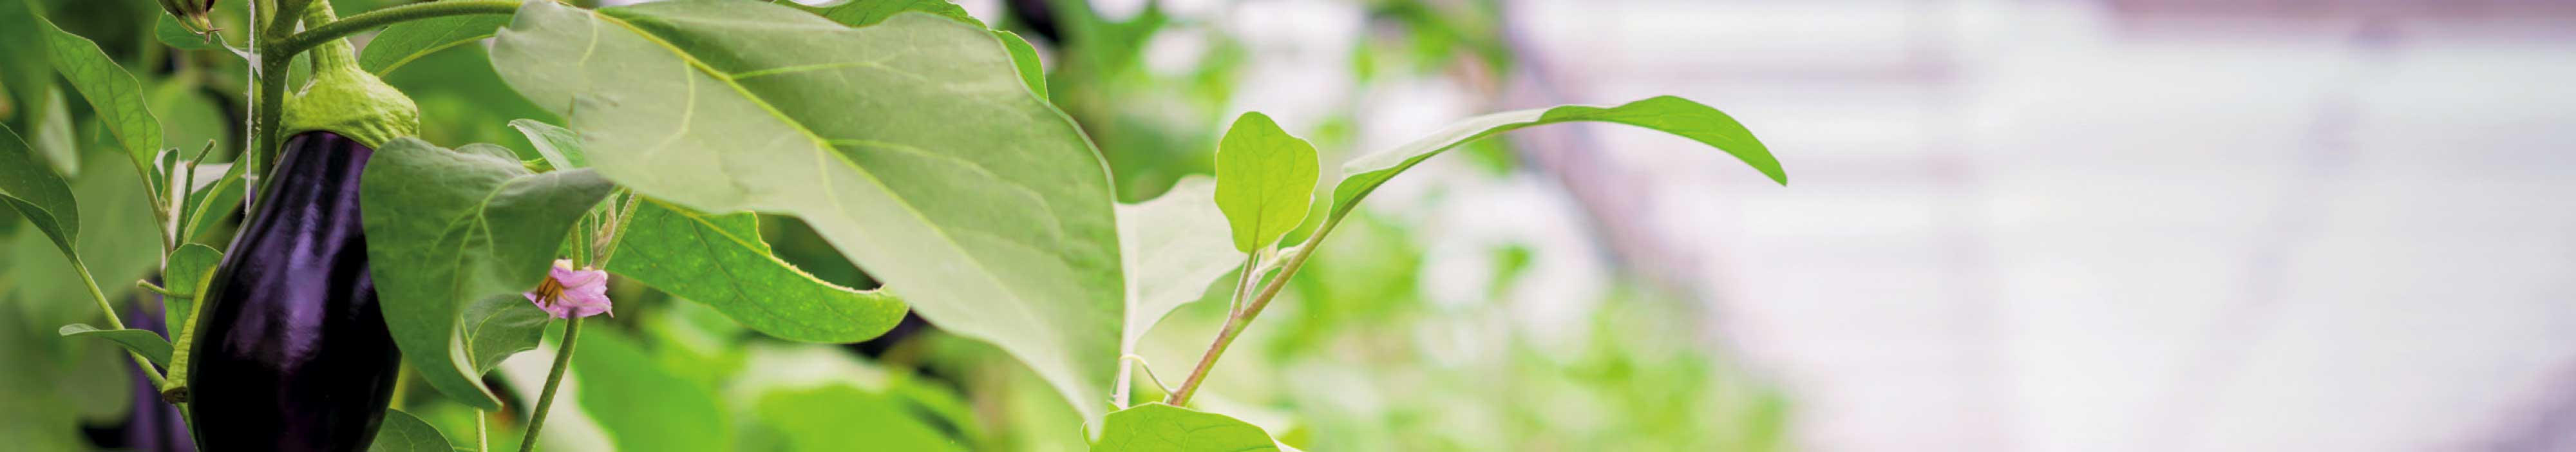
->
[491,0,1122,419]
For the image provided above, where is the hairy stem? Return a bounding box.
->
[517,317,582,452]
[270,0,524,59]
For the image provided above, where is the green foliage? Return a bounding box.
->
[0,124,78,256]
[37,15,160,171]
[576,326,731,452]
[1113,176,1236,391]
[462,294,547,375]
[359,138,616,410]
[359,14,511,76]
[609,200,906,343]
[368,409,456,452]
[1213,112,1319,253]
[1333,97,1784,218]
[1092,403,1284,452]
[508,119,587,170]
[54,323,171,368]
[788,0,980,27]
[153,14,227,52]
[491,0,1124,419]
[159,243,220,330]
[754,384,965,451]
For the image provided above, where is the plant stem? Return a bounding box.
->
[270,0,524,59]
[1162,218,1347,406]
[476,410,489,452]
[71,257,171,389]
[517,316,582,452]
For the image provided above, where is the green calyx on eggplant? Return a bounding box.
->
[182,3,416,451]
[279,3,418,149]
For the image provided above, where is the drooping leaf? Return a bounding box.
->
[361,14,513,75]
[38,15,162,169]
[1332,97,1784,220]
[57,324,173,368]
[361,138,617,410]
[1091,403,1285,452]
[789,0,981,27]
[462,293,548,374]
[160,243,222,331]
[1113,176,1236,392]
[576,326,730,452]
[608,200,905,343]
[507,118,587,170]
[0,123,79,256]
[755,384,965,451]
[368,409,455,452]
[153,14,226,52]
[493,1,1123,419]
[1213,112,1318,252]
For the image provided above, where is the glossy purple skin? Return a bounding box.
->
[185,131,399,451]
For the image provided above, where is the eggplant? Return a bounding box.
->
[180,2,417,450]
[185,131,399,451]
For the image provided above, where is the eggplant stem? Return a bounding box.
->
[518,317,582,452]
[71,257,172,389]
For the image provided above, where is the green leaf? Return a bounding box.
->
[790,0,981,27]
[161,243,221,332]
[1213,112,1319,252]
[507,118,587,170]
[996,30,1048,100]
[608,200,905,343]
[361,138,617,410]
[492,1,1123,419]
[462,293,548,374]
[153,14,225,52]
[38,15,162,169]
[1113,176,1236,375]
[368,409,455,452]
[0,123,79,257]
[56,323,172,368]
[576,326,730,452]
[27,89,82,177]
[361,14,512,76]
[1332,97,1784,219]
[1091,403,1285,452]
[755,384,965,451]
[180,160,244,245]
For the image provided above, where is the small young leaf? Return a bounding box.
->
[367,409,455,452]
[360,14,512,75]
[57,324,174,368]
[508,118,589,170]
[153,15,225,52]
[38,16,162,169]
[0,123,80,256]
[1214,112,1320,253]
[362,138,617,410]
[607,200,906,343]
[161,243,222,331]
[1091,403,1285,452]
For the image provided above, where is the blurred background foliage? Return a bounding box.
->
[0,0,1786,450]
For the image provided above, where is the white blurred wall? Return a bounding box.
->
[1502,0,2576,450]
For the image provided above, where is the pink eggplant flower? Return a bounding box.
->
[526,259,612,319]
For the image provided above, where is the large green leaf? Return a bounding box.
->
[37,15,161,169]
[361,14,512,75]
[492,1,1123,419]
[1091,403,1285,452]
[368,409,455,452]
[1331,96,1784,219]
[609,200,905,343]
[55,323,173,368]
[0,123,78,256]
[755,384,965,451]
[1213,112,1318,252]
[1112,176,1236,402]
[361,138,617,410]
[576,326,730,452]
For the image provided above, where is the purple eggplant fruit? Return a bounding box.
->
[185,131,399,451]
[181,2,418,450]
